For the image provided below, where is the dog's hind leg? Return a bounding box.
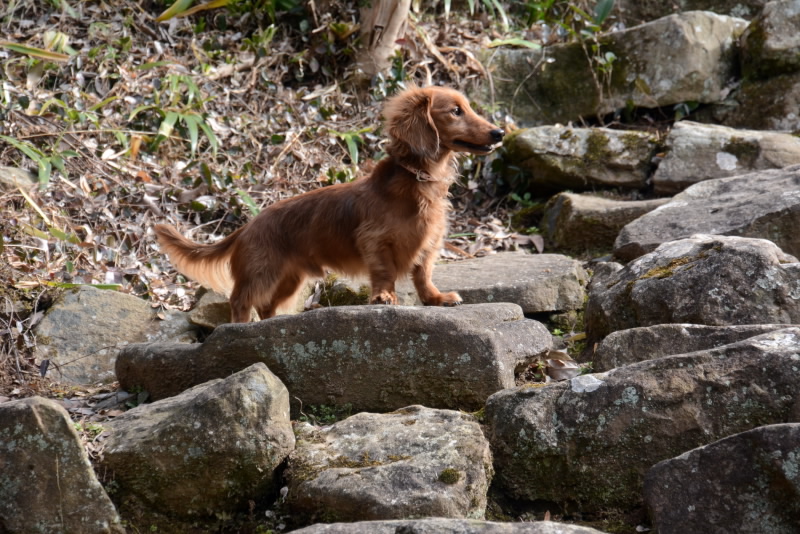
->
[229,282,259,323]
[412,250,462,307]
[254,271,304,320]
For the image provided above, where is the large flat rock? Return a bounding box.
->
[117,304,552,414]
[652,121,800,194]
[614,165,800,261]
[593,323,799,371]
[398,253,587,314]
[292,519,608,533]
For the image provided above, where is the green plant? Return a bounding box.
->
[466,0,509,30]
[562,0,618,116]
[73,421,105,438]
[515,0,558,25]
[371,51,408,100]
[674,101,699,120]
[128,71,219,157]
[510,191,535,208]
[329,127,372,171]
[298,403,353,425]
[229,0,302,24]
[242,24,277,55]
[0,135,78,189]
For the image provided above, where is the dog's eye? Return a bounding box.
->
[451,106,462,117]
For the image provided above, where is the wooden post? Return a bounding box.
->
[356,0,412,79]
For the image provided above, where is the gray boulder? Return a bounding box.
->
[0,397,123,534]
[33,285,198,385]
[614,165,800,261]
[589,234,800,342]
[741,0,800,80]
[100,363,294,519]
[486,328,800,513]
[399,253,588,314]
[593,323,798,371]
[117,304,552,414]
[652,121,800,194]
[488,12,746,126]
[542,193,669,251]
[291,518,608,533]
[287,406,492,524]
[708,72,800,131]
[645,423,800,534]
[614,0,769,26]
[502,126,657,190]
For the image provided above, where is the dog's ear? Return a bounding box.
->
[383,87,440,160]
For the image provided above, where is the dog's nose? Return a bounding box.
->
[490,129,505,143]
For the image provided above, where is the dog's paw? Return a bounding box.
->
[370,290,398,305]
[439,292,463,307]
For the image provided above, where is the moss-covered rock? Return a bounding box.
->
[485,12,746,126]
[741,0,800,80]
[502,125,657,192]
[591,234,800,341]
[487,328,800,513]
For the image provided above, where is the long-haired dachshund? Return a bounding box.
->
[154,86,504,323]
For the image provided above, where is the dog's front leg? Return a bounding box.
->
[365,245,399,305]
[412,250,462,307]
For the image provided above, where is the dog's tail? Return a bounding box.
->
[153,224,240,296]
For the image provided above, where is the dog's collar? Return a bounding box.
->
[399,163,437,182]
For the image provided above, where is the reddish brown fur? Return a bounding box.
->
[154,86,504,323]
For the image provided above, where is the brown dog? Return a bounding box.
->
[154,86,504,323]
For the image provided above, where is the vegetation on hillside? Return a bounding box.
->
[0,0,612,394]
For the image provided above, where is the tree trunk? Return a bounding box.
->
[356,0,412,79]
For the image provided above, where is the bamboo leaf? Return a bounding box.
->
[344,135,359,166]
[47,282,122,290]
[197,121,219,156]
[236,189,260,216]
[48,226,81,244]
[135,60,179,70]
[157,111,180,139]
[181,113,200,156]
[0,41,70,61]
[155,0,195,22]
[128,104,160,121]
[19,223,50,240]
[488,38,541,50]
[0,135,45,163]
[87,96,120,112]
[16,187,52,226]
[179,0,232,19]
[594,0,616,25]
[38,158,52,188]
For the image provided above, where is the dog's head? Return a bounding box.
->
[383,86,505,161]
